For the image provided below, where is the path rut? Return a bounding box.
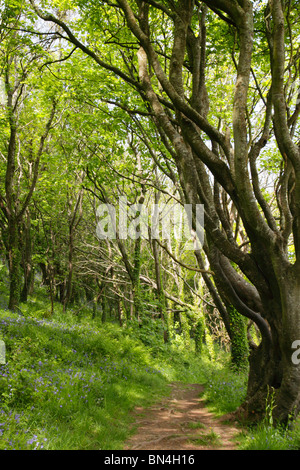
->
[124,382,240,451]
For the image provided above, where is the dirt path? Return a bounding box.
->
[124,382,240,451]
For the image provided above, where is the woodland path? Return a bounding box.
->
[124,382,241,451]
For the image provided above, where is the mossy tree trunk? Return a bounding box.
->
[7,216,21,311]
[20,210,33,303]
[227,306,249,370]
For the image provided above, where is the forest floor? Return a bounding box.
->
[124,382,241,451]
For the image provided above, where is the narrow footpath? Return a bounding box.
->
[124,382,240,451]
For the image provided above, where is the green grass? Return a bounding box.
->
[188,429,221,447]
[187,421,206,430]
[238,420,300,450]
[1,290,300,450]
[0,310,169,449]
[194,350,248,416]
[0,296,212,450]
[196,351,300,450]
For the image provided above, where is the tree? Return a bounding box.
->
[26,0,300,424]
[0,6,57,310]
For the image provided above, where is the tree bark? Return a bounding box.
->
[64,188,83,312]
[20,211,33,303]
[7,215,21,311]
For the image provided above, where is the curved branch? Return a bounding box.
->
[210,248,272,347]
[39,46,78,70]
[29,0,142,90]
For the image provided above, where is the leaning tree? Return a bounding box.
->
[25,0,300,424]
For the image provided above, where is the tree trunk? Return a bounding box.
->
[152,187,168,342]
[63,229,74,312]
[64,188,83,312]
[237,265,300,424]
[227,306,249,371]
[7,216,21,311]
[20,211,33,303]
[274,271,300,422]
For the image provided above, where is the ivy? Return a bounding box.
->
[228,306,249,371]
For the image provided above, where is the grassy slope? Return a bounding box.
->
[0,310,164,450]
[0,295,218,450]
[0,293,300,450]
